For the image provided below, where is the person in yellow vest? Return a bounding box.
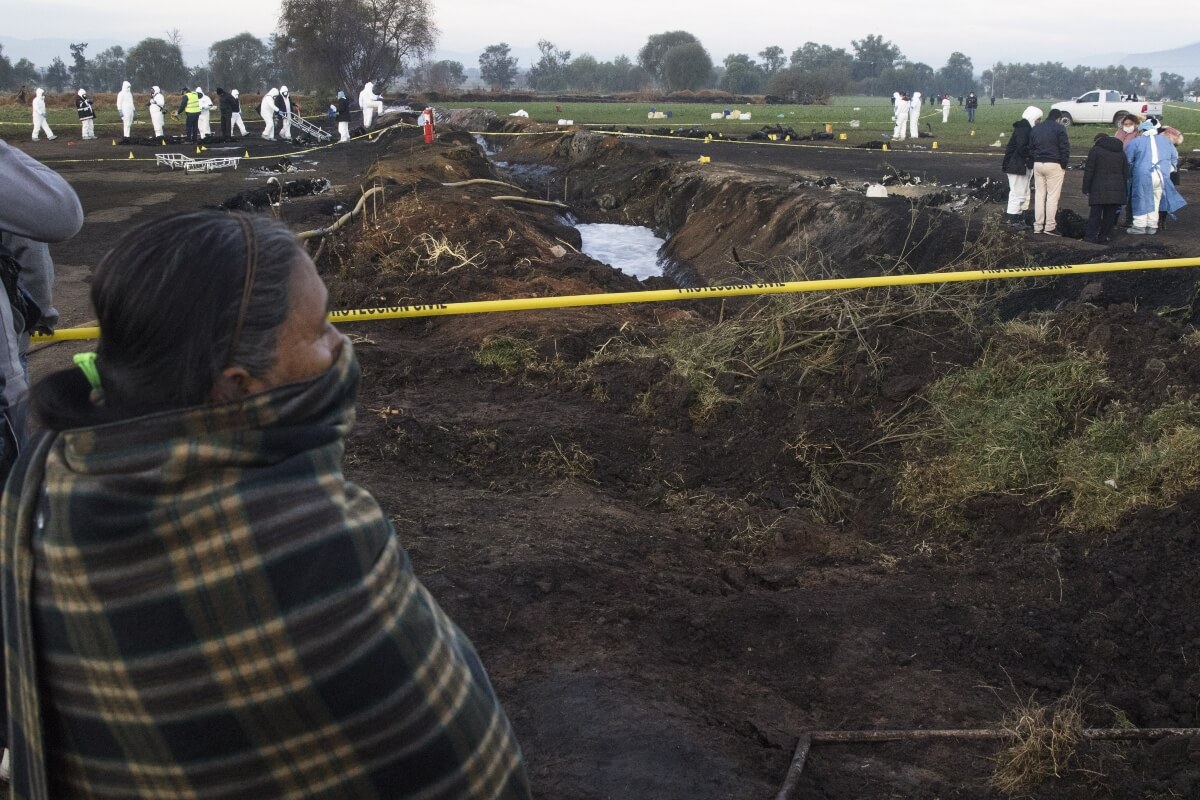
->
[174,87,201,143]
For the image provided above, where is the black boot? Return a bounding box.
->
[1005,213,1029,230]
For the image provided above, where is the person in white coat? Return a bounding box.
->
[197,88,213,139]
[229,89,247,136]
[941,94,951,123]
[117,80,136,138]
[276,86,293,139]
[147,86,166,138]
[359,81,384,128]
[892,92,908,141]
[31,88,56,141]
[260,89,279,140]
[908,92,923,139]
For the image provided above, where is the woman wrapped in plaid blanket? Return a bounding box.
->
[0,212,530,799]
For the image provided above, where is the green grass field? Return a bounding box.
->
[3,94,1199,152]
[466,95,1200,151]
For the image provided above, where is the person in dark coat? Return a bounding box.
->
[965,91,978,122]
[1001,105,1041,229]
[1081,132,1131,243]
[216,87,237,139]
[335,90,352,142]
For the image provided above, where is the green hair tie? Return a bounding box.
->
[73,352,102,391]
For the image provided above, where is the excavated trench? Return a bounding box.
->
[448,118,1198,319]
[466,121,1008,287]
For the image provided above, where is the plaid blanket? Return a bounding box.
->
[1,342,529,799]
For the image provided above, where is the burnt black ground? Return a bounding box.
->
[7,111,1200,800]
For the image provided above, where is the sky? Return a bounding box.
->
[4,0,1200,76]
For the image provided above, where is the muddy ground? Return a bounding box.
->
[11,113,1200,799]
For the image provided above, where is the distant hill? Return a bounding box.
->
[1122,42,1200,79]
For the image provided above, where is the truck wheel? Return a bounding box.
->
[1114,111,1131,125]
[1058,112,1073,127]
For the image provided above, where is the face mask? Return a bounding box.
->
[1123,125,1135,133]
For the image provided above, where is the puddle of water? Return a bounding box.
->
[473,134,499,156]
[577,223,666,280]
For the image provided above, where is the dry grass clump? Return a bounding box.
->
[527,437,597,484]
[662,489,782,557]
[991,688,1089,794]
[587,251,1005,423]
[896,325,1107,530]
[474,335,542,373]
[1057,401,1200,529]
[783,431,857,524]
[362,220,485,278]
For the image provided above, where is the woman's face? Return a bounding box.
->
[216,251,343,400]
[262,252,343,387]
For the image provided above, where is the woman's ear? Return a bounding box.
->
[211,367,266,403]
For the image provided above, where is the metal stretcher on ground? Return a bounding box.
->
[286,112,331,142]
[155,153,242,172]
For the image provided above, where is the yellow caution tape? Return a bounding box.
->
[33,256,1200,343]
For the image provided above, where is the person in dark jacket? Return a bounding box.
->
[1001,105,1042,229]
[335,90,352,142]
[965,91,978,123]
[1029,108,1071,235]
[1082,133,1131,243]
[75,89,96,140]
[216,87,237,139]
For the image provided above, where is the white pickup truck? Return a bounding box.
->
[1051,90,1163,126]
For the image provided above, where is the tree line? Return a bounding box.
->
[2,12,1198,102]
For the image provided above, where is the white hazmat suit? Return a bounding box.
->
[892,94,908,141]
[147,87,166,138]
[148,86,166,138]
[197,89,212,139]
[230,89,247,136]
[359,82,384,128]
[941,95,951,123]
[31,88,55,141]
[117,80,136,138]
[908,92,922,139]
[261,88,279,140]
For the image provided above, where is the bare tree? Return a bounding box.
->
[277,0,436,91]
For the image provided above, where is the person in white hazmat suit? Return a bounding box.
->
[261,88,279,140]
[276,86,294,139]
[117,80,136,138]
[941,95,951,123]
[197,89,213,139]
[359,81,384,128]
[31,88,56,141]
[147,86,166,138]
[908,92,923,139]
[892,93,908,141]
[229,89,248,136]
